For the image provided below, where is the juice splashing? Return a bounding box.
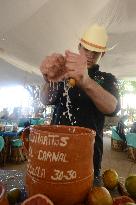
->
[49,80,77,125]
[63,81,72,122]
[62,81,77,125]
[48,81,59,103]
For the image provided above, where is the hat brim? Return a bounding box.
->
[80,39,117,53]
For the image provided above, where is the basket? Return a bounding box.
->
[111,127,126,151]
[126,133,136,162]
[127,146,136,162]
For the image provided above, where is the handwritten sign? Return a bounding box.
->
[27,162,46,179]
[30,133,69,147]
[29,146,33,158]
[51,169,77,181]
[38,150,68,163]
[27,132,78,181]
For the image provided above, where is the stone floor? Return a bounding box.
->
[102,133,136,178]
[1,133,136,179]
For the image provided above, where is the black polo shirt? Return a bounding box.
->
[51,64,120,136]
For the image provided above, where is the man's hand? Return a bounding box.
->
[40,53,66,82]
[65,50,88,84]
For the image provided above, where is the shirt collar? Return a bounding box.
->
[88,64,99,77]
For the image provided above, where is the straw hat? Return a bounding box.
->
[80,24,109,53]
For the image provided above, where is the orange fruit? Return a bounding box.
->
[0,182,9,205]
[21,194,54,205]
[68,78,76,87]
[7,188,21,204]
[125,175,136,198]
[112,196,134,205]
[102,169,119,190]
[87,186,113,205]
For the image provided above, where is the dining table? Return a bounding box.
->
[0,169,128,205]
[0,127,24,165]
[0,127,24,138]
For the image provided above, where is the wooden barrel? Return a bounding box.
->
[0,182,9,205]
[26,125,96,205]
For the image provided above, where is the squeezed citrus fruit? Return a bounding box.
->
[112,196,134,205]
[21,194,54,205]
[68,78,76,87]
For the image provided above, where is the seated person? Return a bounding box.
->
[24,121,30,128]
[9,107,21,120]
[116,115,128,143]
[0,108,9,120]
[130,122,136,133]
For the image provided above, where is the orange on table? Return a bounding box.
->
[102,169,119,190]
[7,188,21,204]
[125,175,136,198]
[87,186,113,205]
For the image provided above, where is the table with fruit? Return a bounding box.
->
[0,169,136,205]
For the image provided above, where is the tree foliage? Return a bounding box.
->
[118,80,136,96]
[25,85,42,113]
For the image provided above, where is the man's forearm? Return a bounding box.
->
[80,76,117,114]
[40,82,58,105]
